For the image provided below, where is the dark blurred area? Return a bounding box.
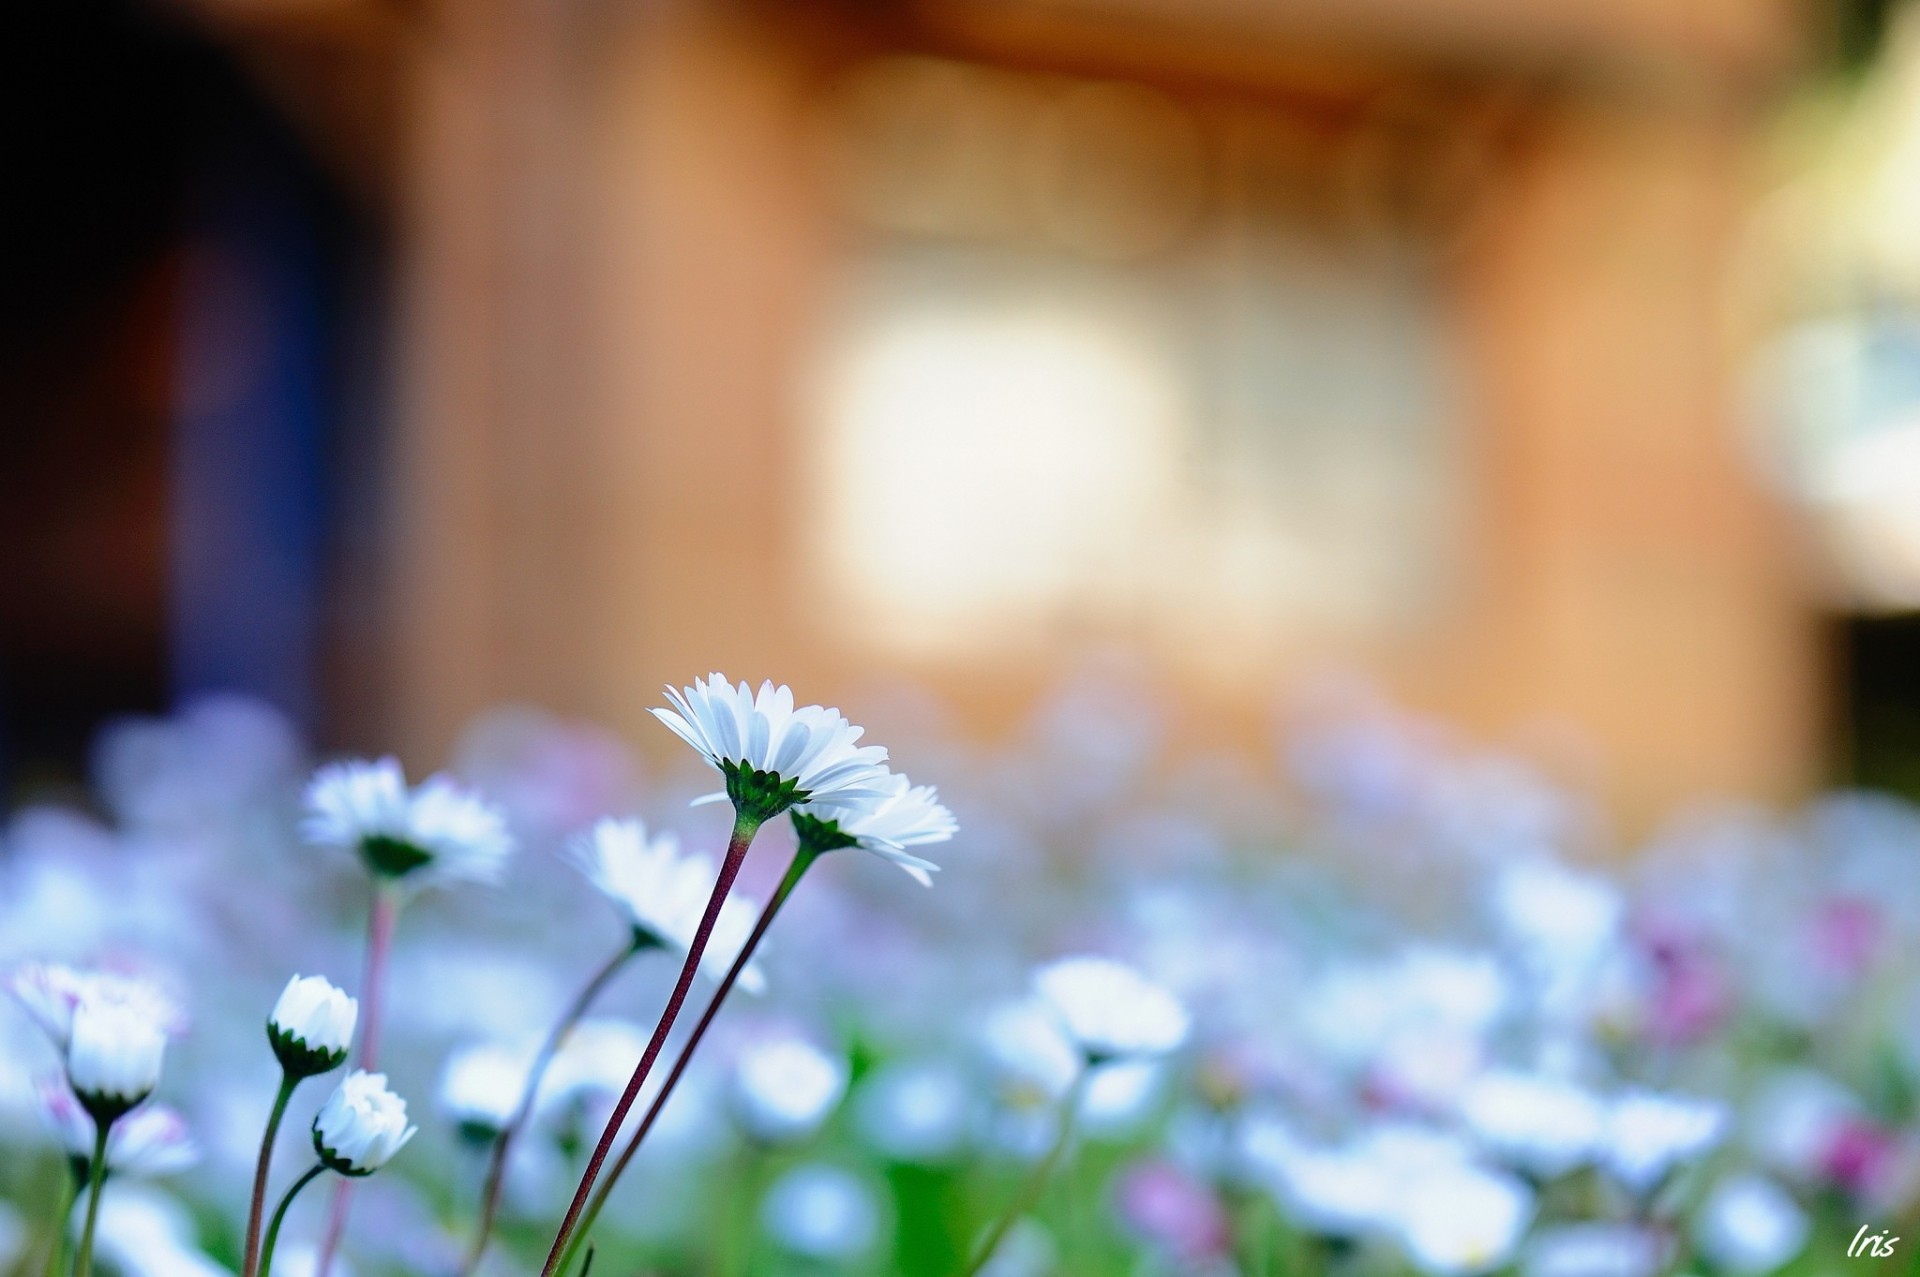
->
[0,1,379,790]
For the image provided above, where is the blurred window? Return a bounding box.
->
[807,57,1470,660]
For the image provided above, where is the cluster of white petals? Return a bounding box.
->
[439,1040,534,1137]
[303,757,514,886]
[733,1036,849,1144]
[796,774,957,885]
[1033,956,1190,1063]
[655,676,893,815]
[568,818,767,991]
[314,1070,417,1175]
[69,999,169,1114]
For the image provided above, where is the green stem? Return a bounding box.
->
[40,1156,77,1277]
[259,1164,329,1277]
[554,846,818,1277]
[243,1073,300,1277]
[959,1066,1090,1277]
[72,1123,110,1277]
[538,814,763,1277]
[462,939,641,1276]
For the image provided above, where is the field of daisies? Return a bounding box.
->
[3,672,1920,1277]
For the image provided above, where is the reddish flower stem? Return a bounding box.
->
[538,816,760,1277]
[554,847,817,1276]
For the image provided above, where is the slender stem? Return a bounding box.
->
[959,1066,1091,1277]
[242,1073,300,1277]
[554,848,817,1277]
[357,886,401,1070]
[259,1164,329,1277]
[313,883,400,1277]
[72,1122,111,1277]
[538,815,762,1277]
[41,1155,77,1277]
[461,940,642,1276]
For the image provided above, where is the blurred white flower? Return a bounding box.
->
[40,1086,198,1176]
[1302,948,1507,1065]
[313,1070,416,1175]
[1524,1223,1664,1277]
[981,999,1081,1105]
[854,1060,973,1163]
[303,757,513,886]
[1371,1024,1485,1112]
[1080,1060,1165,1137]
[1604,1090,1727,1192]
[68,999,167,1117]
[1693,1175,1809,1275]
[439,1041,534,1139]
[653,675,893,820]
[538,1019,651,1124]
[1492,861,1623,975]
[792,774,957,886]
[732,1035,848,1143]
[1253,1122,1489,1241]
[268,974,357,1077]
[94,1187,230,1277]
[1747,1067,1860,1181]
[6,964,181,1052]
[1034,956,1189,1063]
[761,1163,882,1260]
[1459,1070,1606,1177]
[1395,1163,1534,1276]
[568,818,767,991]
[1260,1138,1399,1235]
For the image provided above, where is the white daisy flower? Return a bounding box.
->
[1395,1163,1535,1275]
[652,675,893,823]
[761,1164,882,1261]
[1693,1175,1808,1275]
[1034,956,1190,1064]
[567,818,769,991]
[41,1085,198,1176]
[303,757,513,886]
[68,1000,168,1119]
[792,775,957,886]
[1458,1070,1607,1178]
[732,1035,849,1144]
[438,1041,535,1141]
[313,1070,416,1175]
[1604,1090,1727,1193]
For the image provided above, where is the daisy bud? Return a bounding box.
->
[68,1001,168,1122]
[268,975,358,1078]
[313,1070,416,1176]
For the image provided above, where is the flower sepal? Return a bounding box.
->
[270,1023,350,1080]
[359,833,435,880]
[723,762,807,826]
[790,811,858,856]
[313,1129,381,1178]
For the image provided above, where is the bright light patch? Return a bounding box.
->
[814,299,1182,652]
